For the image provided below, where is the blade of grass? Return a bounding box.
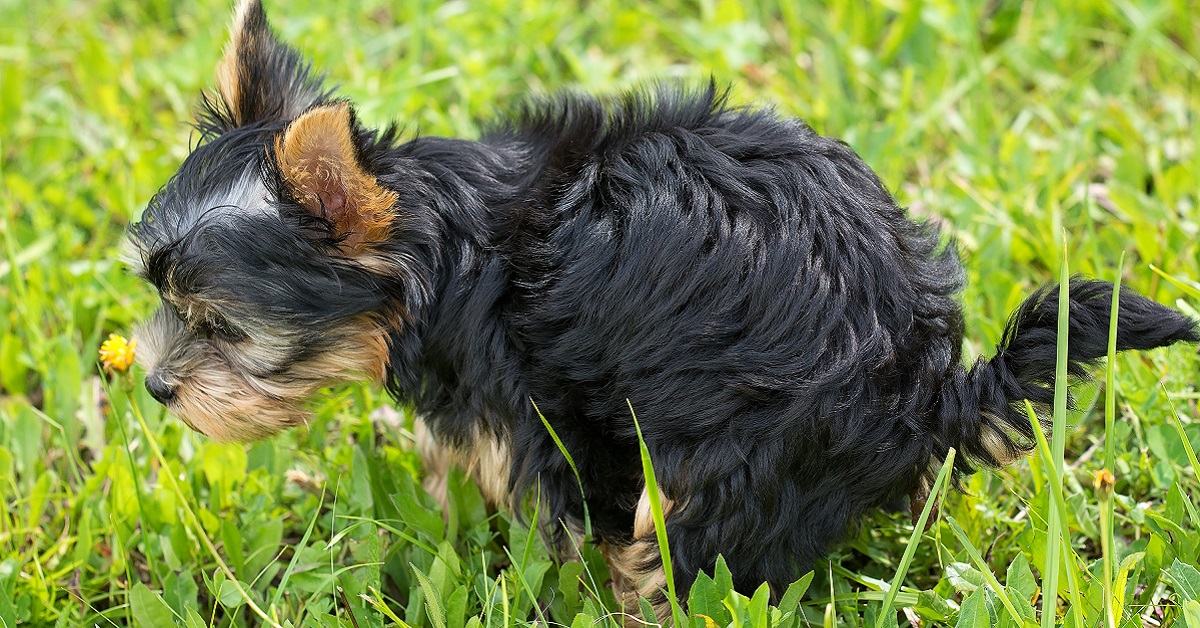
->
[127,397,284,628]
[875,448,955,628]
[627,399,684,627]
[507,478,550,627]
[1101,255,1124,628]
[106,379,151,626]
[1022,399,1086,628]
[1148,264,1200,299]
[1160,390,1200,542]
[1162,387,1200,481]
[532,401,613,613]
[824,562,836,628]
[533,399,591,533]
[945,516,1027,626]
[273,489,328,612]
[1104,253,1125,474]
[1039,235,1070,628]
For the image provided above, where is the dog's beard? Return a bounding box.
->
[134,312,391,441]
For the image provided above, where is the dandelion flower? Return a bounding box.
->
[99,333,137,372]
[1093,468,1115,500]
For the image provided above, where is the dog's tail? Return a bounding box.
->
[934,278,1198,475]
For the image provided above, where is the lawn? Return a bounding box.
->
[1,0,1199,625]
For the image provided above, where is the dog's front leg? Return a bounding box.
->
[413,417,455,511]
[414,417,512,511]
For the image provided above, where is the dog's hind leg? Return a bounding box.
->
[605,485,676,625]
[607,446,900,625]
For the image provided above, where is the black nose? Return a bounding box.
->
[145,372,177,405]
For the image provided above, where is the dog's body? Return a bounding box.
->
[129,0,1199,619]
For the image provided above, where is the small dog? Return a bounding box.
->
[129,0,1199,620]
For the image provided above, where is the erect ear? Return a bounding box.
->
[275,102,399,253]
[211,0,328,130]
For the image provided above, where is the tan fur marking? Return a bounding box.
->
[413,420,512,509]
[170,364,302,441]
[292,321,390,384]
[136,315,390,442]
[414,417,453,509]
[214,0,258,121]
[633,485,675,539]
[606,539,670,626]
[276,103,399,252]
[604,484,679,626]
[979,414,1023,466]
[461,430,511,506]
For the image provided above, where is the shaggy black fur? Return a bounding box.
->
[129,0,1200,609]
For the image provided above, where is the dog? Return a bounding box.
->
[127,0,1199,621]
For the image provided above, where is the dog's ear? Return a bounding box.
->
[275,102,399,253]
[210,0,328,130]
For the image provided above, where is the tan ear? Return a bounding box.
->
[275,102,399,252]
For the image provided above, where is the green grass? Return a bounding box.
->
[2,0,1199,625]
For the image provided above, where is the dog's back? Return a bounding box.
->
[423,85,968,594]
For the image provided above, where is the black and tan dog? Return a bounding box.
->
[128,0,1198,620]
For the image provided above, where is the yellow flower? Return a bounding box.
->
[99,333,137,372]
[1093,468,1115,501]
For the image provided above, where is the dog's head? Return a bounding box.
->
[127,0,419,440]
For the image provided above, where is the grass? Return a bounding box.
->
[1,0,1199,625]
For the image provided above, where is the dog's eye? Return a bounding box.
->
[202,315,244,343]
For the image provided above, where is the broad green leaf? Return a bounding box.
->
[558,561,586,616]
[1168,559,1200,601]
[216,578,245,609]
[1182,600,1200,628]
[0,559,20,628]
[713,556,734,599]
[184,608,208,628]
[956,588,990,628]
[688,570,730,625]
[129,583,179,628]
[570,613,597,628]
[946,562,984,593]
[748,582,770,626]
[445,585,468,628]
[914,590,953,622]
[775,570,814,627]
[1006,554,1037,602]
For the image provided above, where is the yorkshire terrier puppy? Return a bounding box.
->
[129,0,1198,620]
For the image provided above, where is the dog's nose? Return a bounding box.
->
[145,372,177,405]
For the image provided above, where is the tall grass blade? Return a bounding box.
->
[1039,235,1070,628]
[533,400,610,607]
[1163,390,1200,482]
[1148,264,1200,299]
[1101,256,1123,628]
[875,448,955,628]
[1104,253,1124,473]
[533,399,587,504]
[627,400,685,626]
[1022,401,1085,628]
